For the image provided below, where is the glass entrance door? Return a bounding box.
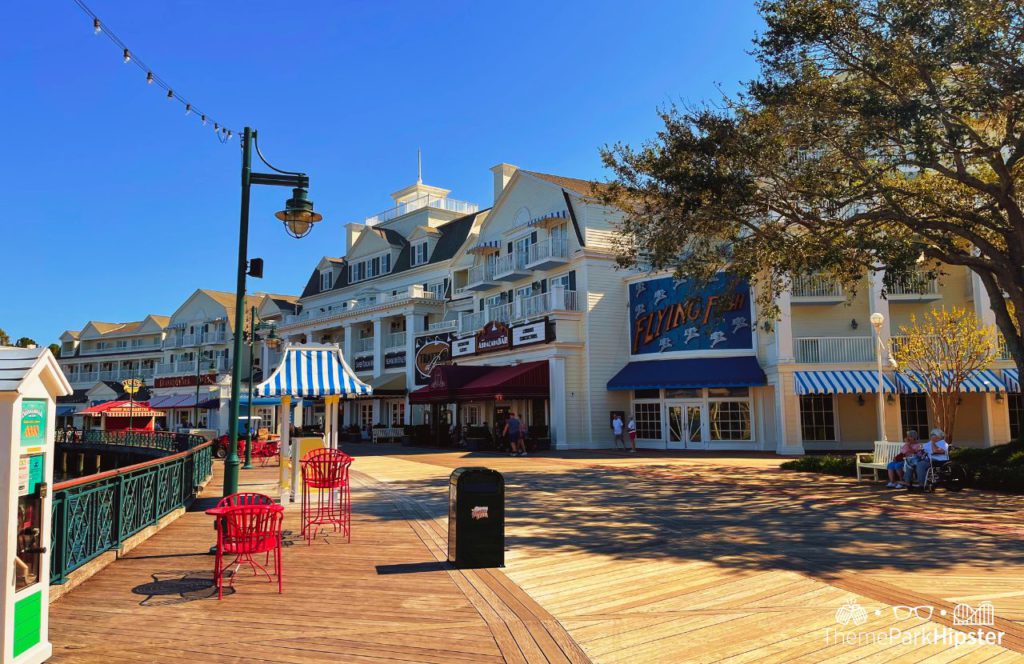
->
[667,402,705,449]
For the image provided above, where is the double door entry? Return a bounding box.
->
[667,401,706,449]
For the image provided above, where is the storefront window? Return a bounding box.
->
[390,402,405,426]
[633,402,662,439]
[664,388,701,399]
[709,401,752,440]
[465,405,480,425]
[900,394,929,438]
[1009,394,1023,440]
[800,395,836,441]
[359,403,373,428]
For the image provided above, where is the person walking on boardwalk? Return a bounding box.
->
[612,414,625,450]
[504,412,526,457]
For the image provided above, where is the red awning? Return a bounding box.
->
[409,365,493,404]
[79,400,164,418]
[458,361,549,399]
[410,361,549,403]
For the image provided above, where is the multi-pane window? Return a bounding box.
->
[390,402,405,426]
[411,242,429,266]
[320,271,333,291]
[549,273,571,290]
[709,401,752,441]
[465,405,480,425]
[800,395,837,441]
[633,402,662,439]
[382,253,391,273]
[426,282,445,299]
[1009,394,1023,441]
[359,403,373,428]
[900,394,929,439]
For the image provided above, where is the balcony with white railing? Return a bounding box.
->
[493,252,531,281]
[526,238,570,270]
[200,331,227,345]
[78,340,163,356]
[428,319,458,332]
[457,290,580,335]
[451,286,470,300]
[791,274,844,302]
[386,331,407,350]
[364,194,479,226]
[458,311,487,335]
[795,336,875,363]
[71,370,99,384]
[356,337,375,354]
[465,263,498,292]
[885,272,940,299]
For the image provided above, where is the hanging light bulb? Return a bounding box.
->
[93,18,101,34]
[167,89,174,99]
[226,130,233,140]
[214,122,219,132]
[185,104,192,115]
[122,48,131,64]
[201,114,207,126]
[146,72,154,84]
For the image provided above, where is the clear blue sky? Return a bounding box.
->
[1,1,763,345]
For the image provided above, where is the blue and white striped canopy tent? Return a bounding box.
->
[895,369,1006,394]
[256,344,371,398]
[794,370,898,395]
[1004,369,1020,393]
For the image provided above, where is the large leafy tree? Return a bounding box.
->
[14,337,37,348]
[600,0,1024,380]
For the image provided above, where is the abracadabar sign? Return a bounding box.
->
[629,274,752,354]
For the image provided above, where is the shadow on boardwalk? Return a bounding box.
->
[354,447,1024,579]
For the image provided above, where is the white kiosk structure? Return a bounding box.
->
[1,347,71,664]
[255,344,371,501]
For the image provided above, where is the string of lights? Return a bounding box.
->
[72,0,236,142]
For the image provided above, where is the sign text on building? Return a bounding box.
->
[414,333,452,385]
[628,274,752,355]
[154,374,218,389]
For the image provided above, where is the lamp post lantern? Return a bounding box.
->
[224,127,320,497]
[870,311,887,442]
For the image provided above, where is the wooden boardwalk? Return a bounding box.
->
[49,445,1024,663]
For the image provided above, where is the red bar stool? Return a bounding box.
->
[300,449,352,544]
[207,503,284,599]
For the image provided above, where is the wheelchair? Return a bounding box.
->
[917,456,967,493]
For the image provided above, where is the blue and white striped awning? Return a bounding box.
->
[256,344,371,398]
[1004,369,1020,393]
[794,370,897,395]
[895,369,1005,394]
[467,240,500,254]
[528,210,569,227]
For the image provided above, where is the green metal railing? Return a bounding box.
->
[56,429,207,453]
[50,441,213,584]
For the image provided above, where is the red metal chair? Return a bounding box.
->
[258,440,279,466]
[300,449,352,544]
[217,492,275,508]
[209,504,284,600]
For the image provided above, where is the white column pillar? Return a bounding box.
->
[405,313,423,424]
[868,269,892,348]
[372,318,383,379]
[549,356,568,449]
[775,285,795,363]
[279,395,291,502]
[342,324,354,363]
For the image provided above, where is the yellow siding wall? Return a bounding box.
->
[582,256,632,445]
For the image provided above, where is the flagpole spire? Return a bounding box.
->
[417,148,422,184]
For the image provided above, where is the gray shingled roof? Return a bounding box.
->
[298,209,485,298]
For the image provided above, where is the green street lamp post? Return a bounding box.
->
[223,127,321,498]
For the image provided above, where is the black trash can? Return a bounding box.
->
[448,467,504,568]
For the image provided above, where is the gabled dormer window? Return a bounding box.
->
[320,270,333,292]
[411,241,429,266]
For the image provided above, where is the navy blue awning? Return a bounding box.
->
[607,357,767,391]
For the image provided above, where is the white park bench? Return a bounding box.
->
[371,427,405,444]
[856,441,903,481]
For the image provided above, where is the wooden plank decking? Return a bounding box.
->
[49,446,1024,663]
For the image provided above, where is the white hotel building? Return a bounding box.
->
[57,289,296,433]
[277,162,1021,454]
